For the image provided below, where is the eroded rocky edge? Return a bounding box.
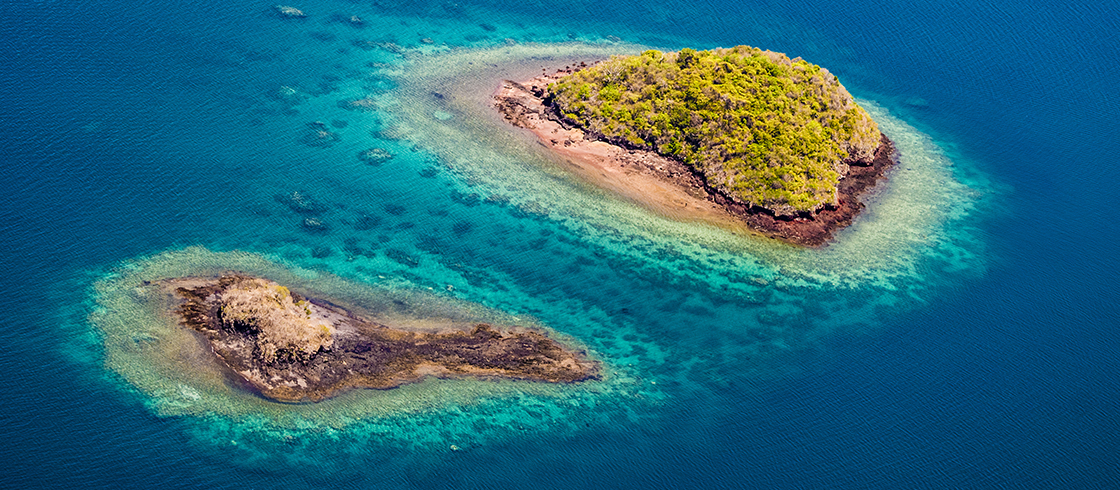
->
[493,68,898,247]
[169,274,599,403]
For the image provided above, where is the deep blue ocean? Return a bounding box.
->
[2,0,1118,488]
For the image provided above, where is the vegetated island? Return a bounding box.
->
[170,275,598,402]
[494,46,897,246]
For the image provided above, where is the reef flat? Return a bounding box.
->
[494,47,897,246]
[170,274,598,403]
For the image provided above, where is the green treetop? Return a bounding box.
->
[548,46,881,215]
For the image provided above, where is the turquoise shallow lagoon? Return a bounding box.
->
[2,0,1117,487]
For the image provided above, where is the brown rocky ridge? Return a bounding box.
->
[492,66,898,247]
[170,274,598,402]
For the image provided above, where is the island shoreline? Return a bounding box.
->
[493,68,898,247]
[167,274,599,403]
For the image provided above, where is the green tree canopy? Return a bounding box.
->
[549,46,881,215]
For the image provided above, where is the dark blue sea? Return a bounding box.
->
[2,0,1118,488]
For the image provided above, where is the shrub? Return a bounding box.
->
[218,278,333,363]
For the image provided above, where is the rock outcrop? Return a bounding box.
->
[172,275,598,402]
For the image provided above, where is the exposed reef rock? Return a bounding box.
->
[171,275,599,402]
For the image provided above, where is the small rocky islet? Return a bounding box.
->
[170,275,599,403]
[494,46,898,246]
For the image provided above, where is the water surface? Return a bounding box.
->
[1,0,1117,488]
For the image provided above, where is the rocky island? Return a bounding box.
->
[494,46,897,246]
[169,274,598,402]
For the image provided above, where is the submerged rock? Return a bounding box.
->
[301,121,340,147]
[271,85,307,105]
[274,5,307,18]
[172,275,599,402]
[358,147,394,165]
[352,213,382,230]
[353,41,404,54]
[333,14,365,27]
[337,97,379,112]
[352,39,378,51]
[301,217,329,233]
[350,40,404,54]
[371,125,405,140]
[275,190,327,215]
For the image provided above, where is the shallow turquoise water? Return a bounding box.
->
[2,0,1117,488]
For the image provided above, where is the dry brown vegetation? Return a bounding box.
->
[217,278,333,363]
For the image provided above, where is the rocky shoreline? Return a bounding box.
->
[170,275,599,402]
[493,68,898,247]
